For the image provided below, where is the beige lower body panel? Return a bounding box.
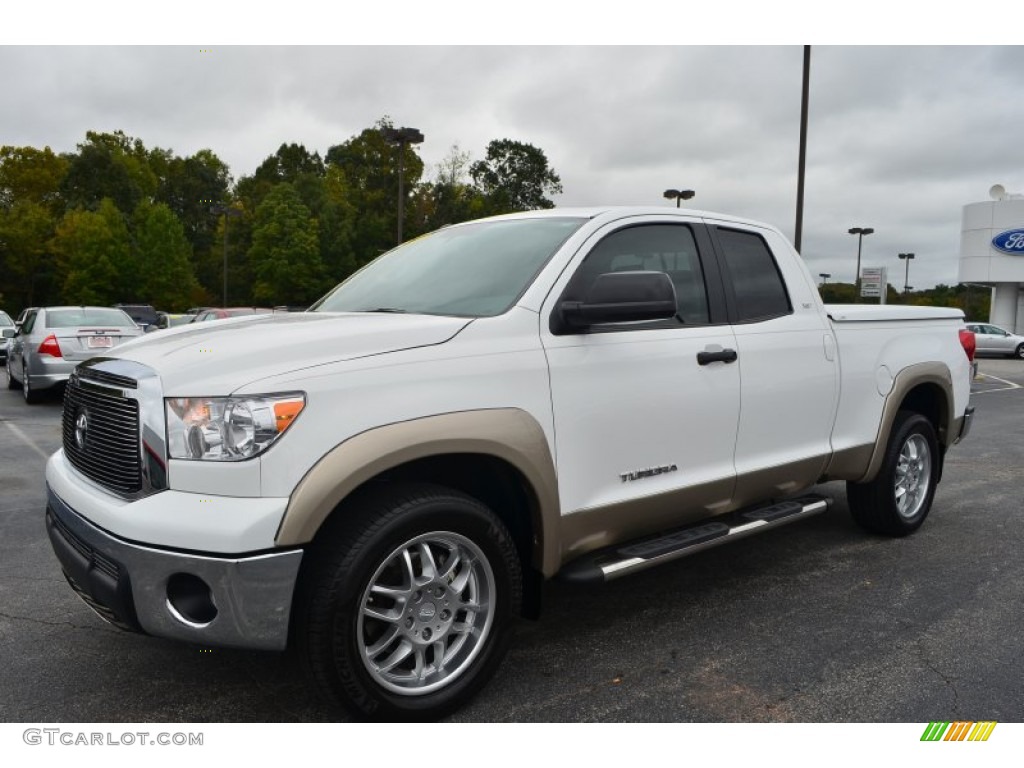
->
[558,454,828,568]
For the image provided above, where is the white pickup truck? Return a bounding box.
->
[44,207,975,719]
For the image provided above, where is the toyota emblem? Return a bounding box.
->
[75,411,89,451]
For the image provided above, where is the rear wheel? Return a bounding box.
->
[294,484,522,720]
[22,371,44,404]
[847,411,939,536]
[1015,343,1024,360]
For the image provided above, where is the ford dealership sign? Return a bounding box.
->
[992,229,1024,254]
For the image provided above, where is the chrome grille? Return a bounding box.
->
[63,374,142,494]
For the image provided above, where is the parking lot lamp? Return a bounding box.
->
[663,189,695,207]
[211,205,242,307]
[381,127,425,245]
[819,272,831,286]
[848,227,874,302]
[898,252,915,295]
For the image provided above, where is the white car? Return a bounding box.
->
[965,322,1024,359]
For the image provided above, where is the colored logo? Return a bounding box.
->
[920,721,997,741]
[992,229,1024,254]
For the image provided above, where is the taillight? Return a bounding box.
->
[959,328,976,361]
[37,334,63,358]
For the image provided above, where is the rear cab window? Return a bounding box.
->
[714,227,792,323]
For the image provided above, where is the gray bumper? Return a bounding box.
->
[955,405,975,444]
[46,485,303,651]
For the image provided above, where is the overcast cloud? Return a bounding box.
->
[3,45,1021,289]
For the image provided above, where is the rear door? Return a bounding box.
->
[706,222,839,506]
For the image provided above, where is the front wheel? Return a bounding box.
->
[294,484,522,720]
[847,411,940,537]
[1015,343,1024,360]
[6,360,19,390]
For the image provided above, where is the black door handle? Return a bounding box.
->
[697,348,738,365]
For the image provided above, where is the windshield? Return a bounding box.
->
[46,308,136,328]
[0,312,12,327]
[311,217,586,317]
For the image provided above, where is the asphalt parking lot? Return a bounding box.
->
[1,360,1022,723]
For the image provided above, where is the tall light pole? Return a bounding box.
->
[794,45,811,253]
[211,204,242,307]
[663,189,695,207]
[848,226,874,302]
[381,126,425,245]
[819,272,831,286]
[898,252,915,296]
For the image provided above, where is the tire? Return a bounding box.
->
[847,411,940,537]
[6,361,18,390]
[1015,343,1024,360]
[294,483,522,720]
[22,371,44,404]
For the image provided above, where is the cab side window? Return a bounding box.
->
[717,228,791,322]
[563,224,710,326]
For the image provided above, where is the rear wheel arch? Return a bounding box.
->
[859,364,953,484]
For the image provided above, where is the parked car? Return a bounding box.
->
[115,303,159,332]
[155,312,194,330]
[0,310,14,363]
[964,322,1024,359]
[6,306,144,403]
[191,307,274,322]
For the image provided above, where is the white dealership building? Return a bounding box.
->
[958,186,1024,333]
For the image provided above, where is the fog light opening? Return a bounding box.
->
[166,573,218,627]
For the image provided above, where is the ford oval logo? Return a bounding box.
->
[992,229,1024,254]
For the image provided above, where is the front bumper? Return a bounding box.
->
[46,486,303,650]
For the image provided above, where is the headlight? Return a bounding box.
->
[165,393,305,461]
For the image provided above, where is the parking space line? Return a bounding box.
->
[3,422,52,461]
[972,373,1023,394]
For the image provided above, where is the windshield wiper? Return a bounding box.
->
[360,307,408,314]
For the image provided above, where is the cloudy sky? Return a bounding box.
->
[3,41,1021,290]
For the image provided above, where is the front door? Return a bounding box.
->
[540,218,741,558]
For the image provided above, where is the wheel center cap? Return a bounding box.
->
[418,603,437,621]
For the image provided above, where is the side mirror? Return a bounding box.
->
[1,328,15,339]
[556,271,677,331]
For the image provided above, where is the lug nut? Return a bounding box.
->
[405,617,414,629]
[422,628,432,640]
[440,609,451,621]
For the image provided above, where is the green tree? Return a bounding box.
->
[60,131,158,215]
[155,148,232,277]
[0,145,69,212]
[325,117,425,261]
[0,201,59,308]
[132,201,201,310]
[469,138,562,213]
[248,184,325,306]
[52,199,131,305]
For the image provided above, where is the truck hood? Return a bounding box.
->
[107,312,472,394]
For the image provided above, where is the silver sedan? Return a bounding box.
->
[5,306,144,403]
[965,323,1024,359]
